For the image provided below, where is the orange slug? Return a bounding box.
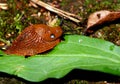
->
[5,24,63,56]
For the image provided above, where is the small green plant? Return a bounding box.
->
[12,12,24,34]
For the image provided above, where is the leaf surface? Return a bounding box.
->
[0,35,120,82]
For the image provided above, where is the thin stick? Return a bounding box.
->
[31,0,82,23]
[0,3,8,10]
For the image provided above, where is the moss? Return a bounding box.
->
[0,0,43,42]
[91,23,120,45]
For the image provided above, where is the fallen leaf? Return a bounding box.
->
[87,10,120,30]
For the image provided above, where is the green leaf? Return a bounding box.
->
[0,35,120,82]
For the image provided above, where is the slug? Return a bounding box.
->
[5,24,63,56]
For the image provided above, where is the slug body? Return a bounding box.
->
[5,24,63,56]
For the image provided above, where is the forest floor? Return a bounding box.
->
[0,0,120,84]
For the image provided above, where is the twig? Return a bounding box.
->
[31,0,82,23]
[0,3,8,10]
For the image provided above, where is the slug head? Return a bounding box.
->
[35,24,63,42]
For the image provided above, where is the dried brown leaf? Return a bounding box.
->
[87,10,120,29]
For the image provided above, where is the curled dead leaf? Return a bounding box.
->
[87,10,120,31]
